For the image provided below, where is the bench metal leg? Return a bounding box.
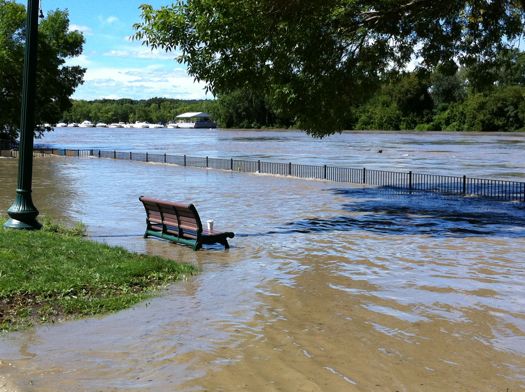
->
[144,220,150,238]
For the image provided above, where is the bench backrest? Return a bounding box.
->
[139,196,203,238]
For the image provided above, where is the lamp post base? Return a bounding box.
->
[4,189,41,230]
[3,217,42,230]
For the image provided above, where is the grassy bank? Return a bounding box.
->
[0,218,196,332]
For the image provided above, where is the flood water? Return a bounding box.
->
[1,130,525,391]
[36,128,525,179]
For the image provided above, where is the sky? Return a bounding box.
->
[28,0,210,100]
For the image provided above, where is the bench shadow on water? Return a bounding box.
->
[241,187,525,239]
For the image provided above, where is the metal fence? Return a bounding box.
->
[5,147,525,202]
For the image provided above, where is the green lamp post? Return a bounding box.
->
[4,0,42,230]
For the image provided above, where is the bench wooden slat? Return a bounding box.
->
[139,196,234,250]
[178,218,198,226]
[162,217,179,226]
[177,211,197,219]
[148,217,163,224]
[179,223,199,231]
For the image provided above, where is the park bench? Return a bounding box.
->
[139,196,234,250]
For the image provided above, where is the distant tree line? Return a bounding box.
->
[63,98,215,124]
[63,95,293,128]
[353,49,525,132]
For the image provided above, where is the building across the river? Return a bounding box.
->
[168,112,217,129]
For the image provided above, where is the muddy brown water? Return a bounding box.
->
[1,138,525,391]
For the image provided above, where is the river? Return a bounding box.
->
[0,129,524,391]
[36,127,525,179]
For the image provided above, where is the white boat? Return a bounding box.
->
[56,122,67,127]
[167,123,178,129]
[149,123,164,129]
[108,122,125,128]
[96,122,108,128]
[79,120,95,128]
[173,112,216,128]
[132,121,150,128]
[67,123,78,127]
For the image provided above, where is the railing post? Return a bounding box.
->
[362,168,366,184]
[463,175,467,195]
[409,171,412,191]
[129,151,132,160]
[184,155,187,166]
[288,162,292,176]
[89,149,93,156]
[323,165,327,179]
[113,150,116,159]
[77,149,80,157]
[230,158,233,171]
[206,156,209,168]
[164,153,166,163]
[146,152,148,162]
[258,160,261,173]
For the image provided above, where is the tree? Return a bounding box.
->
[213,87,289,129]
[430,65,466,109]
[0,0,85,144]
[465,48,525,93]
[133,0,525,136]
[354,71,433,130]
[439,86,525,132]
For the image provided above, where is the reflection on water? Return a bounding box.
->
[0,158,78,224]
[0,154,524,391]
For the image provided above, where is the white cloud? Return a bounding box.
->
[98,15,121,26]
[103,46,177,60]
[105,16,119,25]
[65,54,92,67]
[73,64,210,100]
[69,24,93,36]
[83,67,142,83]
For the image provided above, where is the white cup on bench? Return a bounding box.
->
[207,219,214,232]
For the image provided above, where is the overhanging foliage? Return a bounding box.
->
[133,0,525,136]
[0,0,85,143]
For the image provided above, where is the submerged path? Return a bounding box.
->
[11,146,525,203]
[0,153,524,391]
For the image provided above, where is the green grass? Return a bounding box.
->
[0,217,196,331]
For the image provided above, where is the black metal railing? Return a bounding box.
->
[4,147,525,202]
